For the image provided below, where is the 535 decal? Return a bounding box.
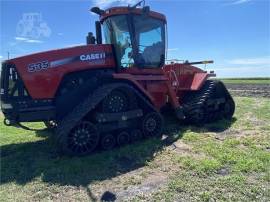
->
[28,61,50,72]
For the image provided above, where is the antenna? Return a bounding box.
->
[130,0,145,9]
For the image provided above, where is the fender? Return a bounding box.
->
[112,73,157,106]
[191,72,211,90]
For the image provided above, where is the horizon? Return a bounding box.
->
[0,0,270,78]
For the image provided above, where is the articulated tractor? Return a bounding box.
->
[1,2,235,155]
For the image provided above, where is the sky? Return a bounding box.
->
[0,0,269,78]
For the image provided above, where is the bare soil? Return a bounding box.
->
[225,83,270,98]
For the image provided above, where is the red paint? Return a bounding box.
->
[100,7,166,23]
[9,44,115,99]
[7,46,214,111]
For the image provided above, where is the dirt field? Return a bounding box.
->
[1,81,270,201]
[225,83,270,98]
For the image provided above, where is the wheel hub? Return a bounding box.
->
[101,133,116,150]
[68,121,99,155]
[117,131,130,145]
[108,95,125,112]
[145,118,157,132]
[142,112,163,137]
[102,90,128,113]
[74,129,90,145]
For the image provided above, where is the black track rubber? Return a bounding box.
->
[55,82,160,155]
[182,80,235,124]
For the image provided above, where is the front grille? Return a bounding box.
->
[0,62,29,102]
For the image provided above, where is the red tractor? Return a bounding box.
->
[0,3,234,155]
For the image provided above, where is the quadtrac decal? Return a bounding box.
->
[27,52,111,73]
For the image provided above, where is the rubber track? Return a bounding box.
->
[55,82,157,151]
[182,80,232,123]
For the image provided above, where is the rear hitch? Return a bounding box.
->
[3,118,33,130]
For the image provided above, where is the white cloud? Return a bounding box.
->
[213,66,270,78]
[92,0,138,9]
[57,33,63,36]
[226,56,270,66]
[15,37,43,43]
[0,55,3,59]
[226,0,252,5]
[15,37,28,41]
[168,48,179,51]
[232,0,251,5]
[213,57,270,78]
[26,39,43,43]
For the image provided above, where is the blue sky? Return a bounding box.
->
[0,0,269,78]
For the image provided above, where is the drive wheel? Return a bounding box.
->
[101,133,116,150]
[65,121,99,156]
[223,99,235,119]
[142,112,163,137]
[102,89,129,113]
[117,131,130,146]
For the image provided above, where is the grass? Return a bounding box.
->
[220,77,270,84]
[1,97,270,201]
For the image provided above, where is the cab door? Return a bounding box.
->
[117,15,169,108]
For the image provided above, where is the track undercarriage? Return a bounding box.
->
[55,83,164,156]
[52,80,234,156]
[182,80,235,124]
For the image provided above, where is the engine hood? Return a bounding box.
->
[6,44,116,99]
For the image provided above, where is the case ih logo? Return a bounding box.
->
[80,53,106,61]
[27,52,107,73]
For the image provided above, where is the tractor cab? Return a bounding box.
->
[91,5,167,69]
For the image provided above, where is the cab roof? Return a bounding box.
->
[100,6,166,23]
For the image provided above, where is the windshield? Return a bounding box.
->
[103,15,134,68]
[103,14,166,68]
